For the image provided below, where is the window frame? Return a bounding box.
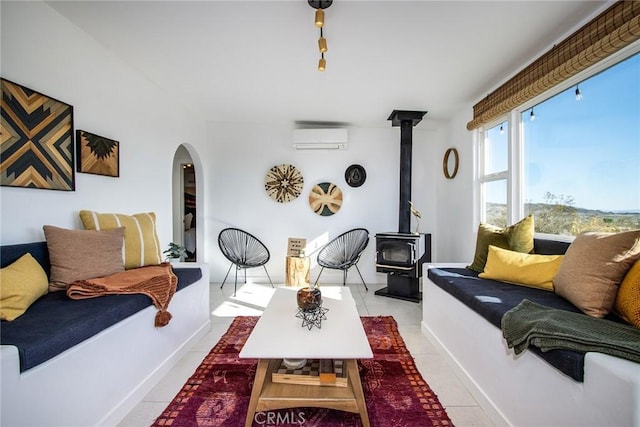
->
[475,41,640,237]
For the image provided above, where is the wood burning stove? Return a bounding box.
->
[374,110,431,303]
[375,232,431,302]
[375,232,426,277]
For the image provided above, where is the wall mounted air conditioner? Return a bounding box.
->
[292,128,348,150]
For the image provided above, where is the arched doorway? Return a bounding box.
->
[172,144,201,262]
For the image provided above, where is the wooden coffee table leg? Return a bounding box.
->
[346,359,370,427]
[245,359,269,427]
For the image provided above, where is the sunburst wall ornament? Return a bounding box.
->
[264,164,304,203]
[309,182,342,216]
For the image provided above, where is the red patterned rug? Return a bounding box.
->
[153,316,453,426]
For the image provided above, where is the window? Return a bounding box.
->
[479,50,640,236]
[479,122,509,227]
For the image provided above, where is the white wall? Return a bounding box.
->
[203,121,441,284]
[0,2,206,246]
[435,107,477,263]
[1,1,472,286]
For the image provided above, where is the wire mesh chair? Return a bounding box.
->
[314,228,369,290]
[218,228,274,296]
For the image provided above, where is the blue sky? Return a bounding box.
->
[522,52,640,212]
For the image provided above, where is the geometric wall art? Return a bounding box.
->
[0,78,75,191]
[76,130,119,177]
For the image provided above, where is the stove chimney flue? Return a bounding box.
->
[388,110,427,234]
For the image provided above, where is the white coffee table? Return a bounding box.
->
[239,286,373,427]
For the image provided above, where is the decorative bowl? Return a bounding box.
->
[296,286,322,311]
[282,358,307,369]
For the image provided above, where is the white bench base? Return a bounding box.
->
[1,263,210,427]
[421,263,640,427]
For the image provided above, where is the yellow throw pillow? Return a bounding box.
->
[614,260,640,328]
[0,253,49,321]
[479,245,564,291]
[554,230,640,318]
[79,210,162,270]
[468,215,534,272]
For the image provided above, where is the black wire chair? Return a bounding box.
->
[218,228,274,296]
[314,228,369,290]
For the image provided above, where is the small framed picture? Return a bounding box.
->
[76,130,119,177]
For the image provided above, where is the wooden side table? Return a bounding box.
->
[285,256,310,286]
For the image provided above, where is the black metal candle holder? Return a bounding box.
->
[295,305,329,330]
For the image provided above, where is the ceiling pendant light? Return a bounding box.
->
[575,85,583,101]
[530,108,536,121]
[318,28,327,53]
[308,0,333,71]
[318,53,326,72]
[315,9,324,27]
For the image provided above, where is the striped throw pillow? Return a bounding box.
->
[79,210,162,269]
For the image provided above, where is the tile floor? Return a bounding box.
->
[118,281,494,427]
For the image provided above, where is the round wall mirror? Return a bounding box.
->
[443,148,459,179]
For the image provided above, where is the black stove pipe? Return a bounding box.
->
[388,110,428,234]
[399,121,413,233]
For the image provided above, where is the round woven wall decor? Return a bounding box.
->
[264,164,304,203]
[309,182,343,216]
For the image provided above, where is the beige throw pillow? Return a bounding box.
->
[553,230,640,318]
[43,225,125,292]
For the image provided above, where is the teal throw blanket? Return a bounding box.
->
[501,300,640,363]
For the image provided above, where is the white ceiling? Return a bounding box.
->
[47,0,609,128]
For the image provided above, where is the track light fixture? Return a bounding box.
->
[308,0,333,71]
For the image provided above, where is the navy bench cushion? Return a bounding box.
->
[1,268,201,372]
[427,267,624,382]
[0,242,202,372]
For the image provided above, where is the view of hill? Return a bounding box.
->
[486,202,640,236]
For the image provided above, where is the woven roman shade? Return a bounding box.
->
[467,1,640,130]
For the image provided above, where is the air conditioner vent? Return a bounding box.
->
[292,128,348,150]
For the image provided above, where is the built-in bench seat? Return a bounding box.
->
[421,238,640,427]
[1,246,202,371]
[1,241,210,426]
[427,267,625,381]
